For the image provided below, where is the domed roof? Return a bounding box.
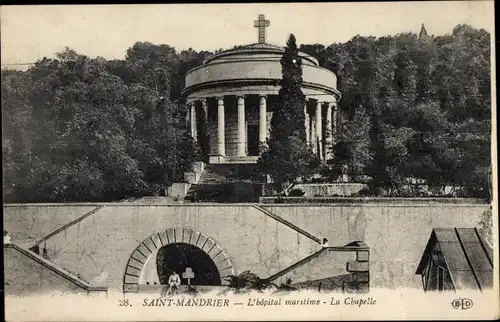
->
[203,42,320,66]
[183,39,340,102]
[182,15,340,102]
[235,43,284,50]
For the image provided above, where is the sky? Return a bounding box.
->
[1,2,495,69]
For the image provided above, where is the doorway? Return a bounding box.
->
[156,243,221,286]
[247,124,259,156]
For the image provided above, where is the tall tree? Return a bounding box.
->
[274,34,307,141]
[258,34,317,195]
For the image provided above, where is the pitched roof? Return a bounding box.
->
[419,23,428,39]
[416,228,493,290]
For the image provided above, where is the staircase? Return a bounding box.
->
[4,244,107,294]
[265,248,327,282]
[198,166,232,184]
[184,164,263,203]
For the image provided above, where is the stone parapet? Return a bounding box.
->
[294,183,367,197]
[259,196,489,205]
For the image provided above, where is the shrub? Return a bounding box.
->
[289,188,305,197]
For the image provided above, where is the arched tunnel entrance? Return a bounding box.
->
[123,228,235,292]
[156,243,221,286]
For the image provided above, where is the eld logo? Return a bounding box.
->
[451,298,474,310]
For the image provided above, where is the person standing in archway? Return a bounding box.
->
[167,270,181,296]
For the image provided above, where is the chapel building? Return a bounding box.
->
[182,15,341,164]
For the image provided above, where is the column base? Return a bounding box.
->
[236,144,247,157]
[209,154,226,164]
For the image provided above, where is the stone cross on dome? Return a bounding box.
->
[253,14,270,44]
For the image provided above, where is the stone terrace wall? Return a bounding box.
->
[4,244,107,297]
[264,201,489,289]
[3,205,97,242]
[4,205,320,292]
[3,199,490,291]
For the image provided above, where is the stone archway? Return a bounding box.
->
[123,227,234,292]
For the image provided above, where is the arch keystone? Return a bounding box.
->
[182,228,194,243]
[166,228,175,243]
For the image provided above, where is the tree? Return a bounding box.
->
[323,107,373,181]
[259,137,319,195]
[2,24,492,201]
[2,45,203,202]
[258,34,317,195]
[273,34,307,141]
[317,26,491,198]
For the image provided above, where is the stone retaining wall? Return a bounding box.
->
[3,199,490,292]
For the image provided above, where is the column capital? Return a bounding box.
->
[258,94,268,98]
[216,96,225,101]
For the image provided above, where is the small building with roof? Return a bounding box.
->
[415,228,493,292]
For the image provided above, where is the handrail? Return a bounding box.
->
[34,206,104,246]
[265,248,327,282]
[4,244,107,292]
[252,204,321,243]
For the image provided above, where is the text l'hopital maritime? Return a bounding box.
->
[142,297,376,307]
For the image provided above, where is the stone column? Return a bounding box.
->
[259,95,267,147]
[190,102,197,141]
[201,98,208,120]
[237,95,247,157]
[325,102,334,160]
[316,101,323,159]
[217,96,225,156]
[304,101,310,146]
[332,101,338,138]
[310,117,316,154]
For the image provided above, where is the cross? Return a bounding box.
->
[182,267,195,286]
[253,14,270,44]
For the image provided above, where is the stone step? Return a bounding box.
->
[198,164,262,185]
[184,182,263,203]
